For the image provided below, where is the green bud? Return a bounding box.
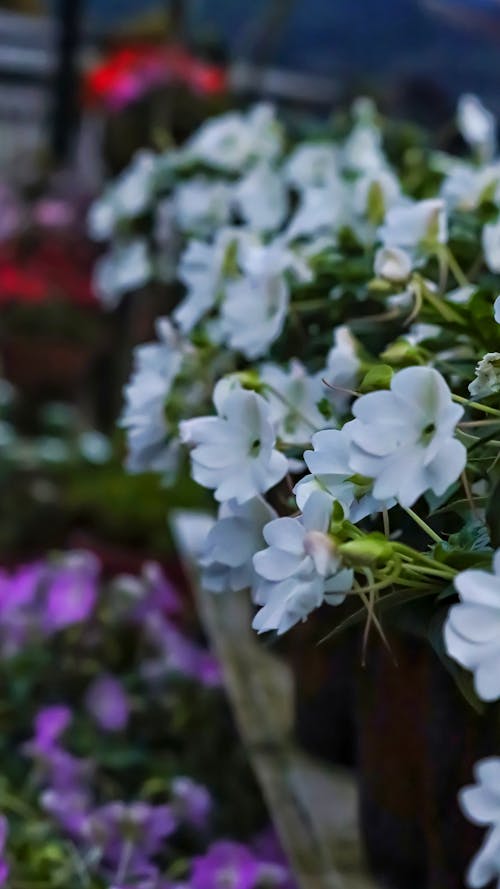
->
[381,339,424,367]
[339,534,394,566]
[238,371,265,393]
[367,180,386,226]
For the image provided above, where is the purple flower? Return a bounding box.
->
[85,801,177,876]
[43,551,99,631]
[31,705,72,752]
[171,777,212,829]
[142,562,182,616]
[85,675,130,732]
[0,815,9,886]
[41,788,91,838]
[0,562,45,655]
[252,828,295,889]
[142,614,222,688]
[191,841,261,889]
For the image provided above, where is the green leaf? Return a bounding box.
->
[359,364,393,392]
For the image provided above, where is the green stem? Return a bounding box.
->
[402,506,444,544]
[453,393,500,418]
[262,383,318,432]
[444,247,470,289]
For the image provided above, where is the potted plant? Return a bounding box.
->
[91,94,500,888]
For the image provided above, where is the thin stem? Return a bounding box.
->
[403,564,456,581]
[453,393,500,418]
[403,507,444,544]
[263,383,318,432]
[445,247,470,288]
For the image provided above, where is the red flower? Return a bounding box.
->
[84,43,227,111]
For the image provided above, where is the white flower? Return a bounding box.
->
[444,551,500,702]
[348,366,466,508]
[469,353,500,397]
[173,177,231,234]
[495,296,500,323]
[323,326,361,412]
[483,220,500,273]
[175,229,253,333]
[295,426,392,521]
[234,163,288,232]
[120,318,184,475]
[88,151,157,241]
[353,169,401,219]
[260,360,331,445]
[284,144,338,191]
[199,497,277,593]
[459,758,500,888]
[220,240,301,359]
[342,121,387,174]
[180,381,288,504]
[93,239,152,308]
[374,246,413,283]
[286,178,346,241]
[441,161,500,211]
[378,198,447,253]
[186,104,282,171]
[252,492,353,635]
[457,94,496,161]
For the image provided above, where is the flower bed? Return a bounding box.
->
[0,549,298,889]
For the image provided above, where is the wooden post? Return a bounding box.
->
[171,512,379,889]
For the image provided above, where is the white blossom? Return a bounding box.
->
[252,492,353,635]
[219,240,305,359]
[483,220,500,273]
[174,229,254,333]
[445,551,500,702]
[323,326,361,413]
[234,163,288,232]
[286,178,346,241]
[459,758,500,888]
[347,366,466,508]
[120,319,185,476]
[260,360,331,445]
[353,169,401,219]
[378,198,447,254]
[284,144,338,191]
[495,296,500,323]
[93,239,152,309]
[457,94,496,161]
[199,497,277,593]
[295,426,392,521]
[173,177,231,235]
[374,246,413,283]
[88,150,157,241]
[186,104,282,171]
[180,381,288,504]
[441,161,500,211]
[469,353,500,396]
[342,120,387,175]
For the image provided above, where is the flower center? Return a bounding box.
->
[421,421,436,444]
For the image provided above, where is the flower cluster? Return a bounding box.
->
[0,550,289,889]
[94,95,500,886]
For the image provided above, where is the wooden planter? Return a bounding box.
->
[356,630,499,889]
